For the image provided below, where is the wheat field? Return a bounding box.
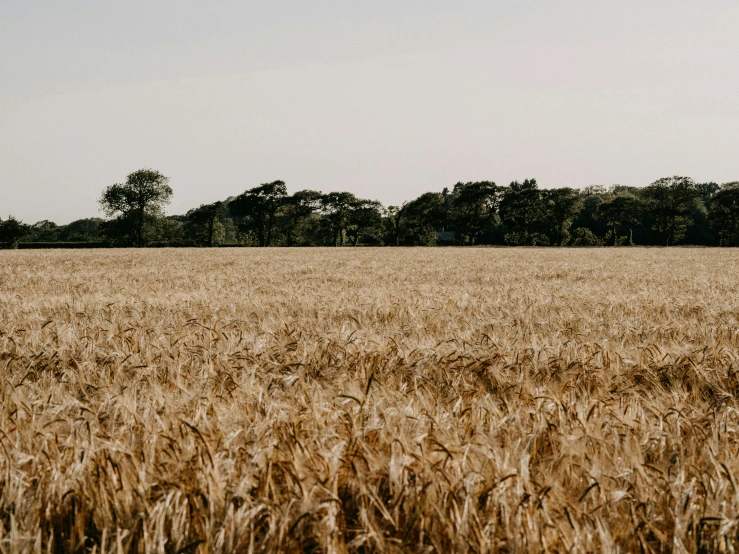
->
[1,248,739,553]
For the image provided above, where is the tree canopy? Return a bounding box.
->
[99,169,173,246]
[7,170,739,249]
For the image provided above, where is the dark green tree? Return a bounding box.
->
[321,192,359,246]
[449,181,502,245]
[696,182,720,204]
[597,195,641,246]
[398,192,446,246]
[642,176,697,246]
[60,218,104,242]
[346,199,383,246]
[709,183,739,246]
[282,190,323,246]
[25,220,60,242]
[99,168,173,247]
[229,181,288,247]
[383,205,404,246]
[544,188,583,246]
[186,202,225,247]
[572,187,609,241]
[0,216,29,248]
[500,179,547,245]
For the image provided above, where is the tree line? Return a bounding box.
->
[3,168,739,248]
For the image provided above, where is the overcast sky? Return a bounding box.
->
[1,0,738,224]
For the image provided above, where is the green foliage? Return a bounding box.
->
[544,188,583,246]
[185,202,226,247]
[709,183,739,246]
[282,190,323,246]
[346,199,383,246]
[319,192,358,246]
[99,169,173,246]
[642,176,697,246]
[571,227,603,246]
[500,179,547,245]
[13,172,739,248]
[0,216,29,248]
[597,195,641,246]
[397,192,446,246]
[449,182,501,245]
[229,181,288,246]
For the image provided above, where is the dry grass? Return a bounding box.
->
[1,247,739,553]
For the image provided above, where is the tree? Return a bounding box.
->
[321,192,358,246]
[26,220,60,242]
[186,202,225,247]
[572,189,609,241]
[282,190,323,246]
[642,176,697,246]
[60,218,104,242]
[696,182,720,205]
[709,183,739,246]
[596,195,641,246]
[346,199,383,246]
[571,227,602,246]
[383,205,404,246]
[544,188,583,246]
[449,181,502,245]
[99,168,173,247]
[229,181,288,247]
[398,192,446,246]
[0,216,29,248]
[500,179,547,245]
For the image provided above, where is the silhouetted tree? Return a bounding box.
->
[99,168,173,247]
[25,220,60,242]
[642,176,697,246]
[570,227,602,246]
[709,183,739,246]
[347,199,383,246]
[597,195,641,246]
[383,205,404,246]
[0,216,29,248]
[230,181,288,247]
[450,182,502,245]
[321,192,358,246]
[60,218,104,242]
[186,202,225,247]
[398,192,446,246]
[282,190,323,246]
[500,179,547,245]
[544,188,583,246]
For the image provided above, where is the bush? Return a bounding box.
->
[571,227,602,246]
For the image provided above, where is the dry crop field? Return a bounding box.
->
[1,248,739,553]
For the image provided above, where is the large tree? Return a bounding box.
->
[500,179,547,245]
[709,183,739,246]
[186,201,225,247]
[346,199,383,246]
[282,190,323,246]
[642,176,697,246]
[229,181,288,247]
[99,168,173,247]
[0,216,29,248]
[449,181,502,245]
[398,192,446,246]
[320,192,358,246]
[596,195,641,246]
[544,188,583,246]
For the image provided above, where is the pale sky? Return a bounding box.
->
[1,0,738,224]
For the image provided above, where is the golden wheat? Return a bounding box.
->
[1,247,739,553]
